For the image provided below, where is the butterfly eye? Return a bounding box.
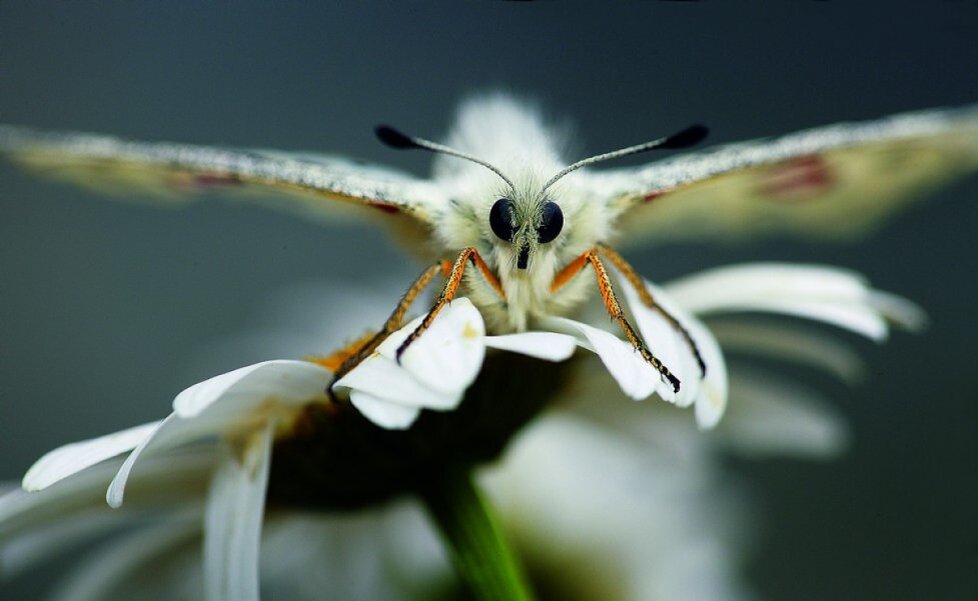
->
[537,201,563,244]
[489,198,514,242]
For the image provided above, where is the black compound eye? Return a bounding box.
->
[489,198,514,242]
[537,201,563,244]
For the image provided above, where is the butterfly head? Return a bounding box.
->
[489,195,562,270]
[375,122,707,272]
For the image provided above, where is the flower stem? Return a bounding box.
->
[419,468,535,601]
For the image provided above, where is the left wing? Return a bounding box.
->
[0,125,448,226]
[583,105,978,245]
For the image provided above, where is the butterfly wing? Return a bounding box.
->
[0,125,447,227]
[584,105,978,245]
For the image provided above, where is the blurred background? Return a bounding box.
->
[0,4,975,599]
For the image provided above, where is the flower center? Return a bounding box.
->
[266,352,581,510]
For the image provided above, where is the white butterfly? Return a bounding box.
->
[2,94,976,393]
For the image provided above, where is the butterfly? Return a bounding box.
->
[2,94,976,394]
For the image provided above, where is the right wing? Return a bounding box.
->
[584,105,978,245]
[0,125,448,227]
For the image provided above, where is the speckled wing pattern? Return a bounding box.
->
[0,125,447,225]
[589,105,978,244]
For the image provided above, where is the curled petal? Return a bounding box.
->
[611,270,729,426]
[615,278,702,407]
[23,422,160,492]
[107,361,330,507]
[387,298,486,396]
[334,298,486,428]
[684,316,728,430]
[107,415,180,508]
[540,316,665,401]
[869,291,928,332]
[173,360,331,419]
[107,411,264,508]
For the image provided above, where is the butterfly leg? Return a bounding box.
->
[595,243,706,376]
[551,248,681,392]
[395,247,505,363]
[323,261,447,397]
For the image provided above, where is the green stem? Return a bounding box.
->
[419,467,535,601]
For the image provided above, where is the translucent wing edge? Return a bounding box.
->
[0,125,445,221]
[593,104,978,206]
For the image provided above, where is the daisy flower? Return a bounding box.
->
[333,261,920,431]
[0,262,921,600]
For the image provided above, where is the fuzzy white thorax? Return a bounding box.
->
[429,94,615,332]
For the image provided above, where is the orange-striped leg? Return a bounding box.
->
[325,261,446,398]
[596,243,706,376]
[551,248,681,392]
[312,330,380,373]
[395,247,505,363]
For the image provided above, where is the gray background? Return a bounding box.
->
[1,4,975,599]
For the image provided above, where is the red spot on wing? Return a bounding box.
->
[367,201,400,214]
[642,190,668,203]
[193,173,241,187]
[166,171,241,192]
[757,155,834,201]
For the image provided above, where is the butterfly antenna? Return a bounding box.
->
[376,125,516,192]
[540,124,708,195]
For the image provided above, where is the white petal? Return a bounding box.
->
[616,278,701,407]
[350,391,421,430]
[716,299,889,341]
[719,370,849,458]
[686,317,728,430]
[710,321,865,383]
[870,290,928,332]
[174,360,331,418]
[0,451,210,546]
[540,316,661,401]
[22,421,160,492]
[333,298,485,421]
[384,298,486,396]
[484,332,578,361]
[204,422,274,601]
[107,361,328,507]
[609,268,730,428]
[49,518,201,601]
[666,263,870,313]
[1,511,121,577]
[106,412,223,508]
[106,414,178,508]
[666,263,895,339]
[334,353,460,410]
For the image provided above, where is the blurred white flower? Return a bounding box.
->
[0,262,921,600]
